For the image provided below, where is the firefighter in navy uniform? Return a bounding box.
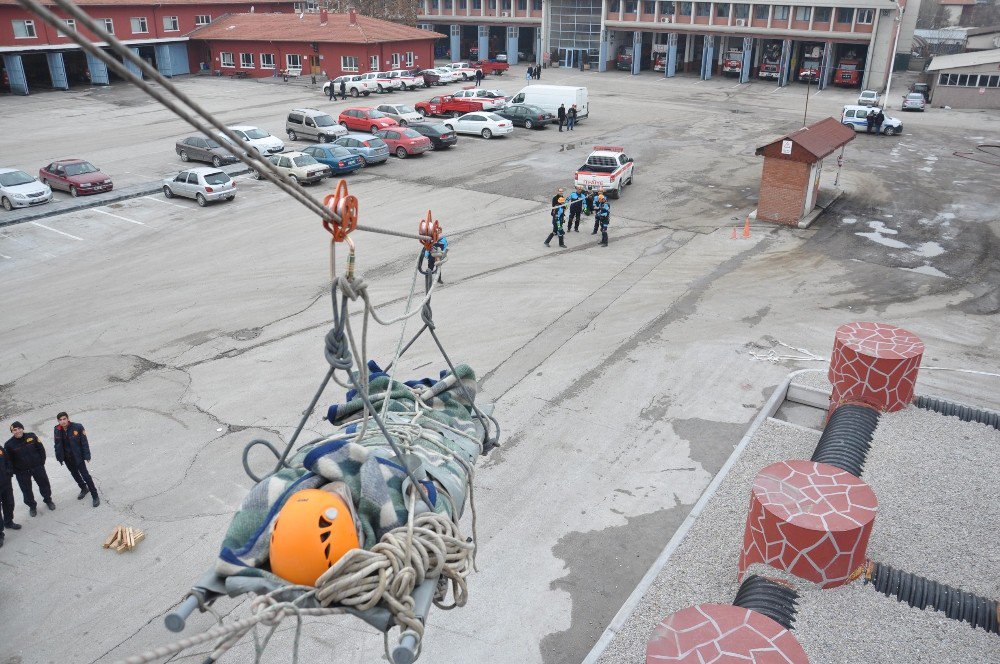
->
[0,441,22,548]
[4,422,55,517]
[54,412,99,507]
[545,196,567,248]
[595,194,611,247]
[566,186,585,232]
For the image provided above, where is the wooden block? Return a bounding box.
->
[103,528,118,549]
[126,527,135,550]
[134,531,145,545]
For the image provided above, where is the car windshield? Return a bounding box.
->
[314,115,336,127]
[368,110,387,118]
[293,155,320,167]
[401,129,423,138]
[906,94,923,100]
[396,106,416,114]
[0,171,35,186]
[363,138,387,148]
[203,171,230,185]
[64,162,99,176]
[485,113,505,122]
[244,128,269,139]
[205,138,223,149]
[330,147,352,157]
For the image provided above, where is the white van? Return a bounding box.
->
[508,85,589,121]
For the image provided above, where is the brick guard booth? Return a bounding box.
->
[753,118,855,226]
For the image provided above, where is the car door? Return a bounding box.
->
[459,114,481,133]
[189,137,209,162]
[49,163,69,191]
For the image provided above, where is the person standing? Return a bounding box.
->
[4,422,54,517]
[567,104,577,131]
[526,66,533,81]
[557,103,566,132]
[54,412,99,507]
[535,64,541,80]
[339,78,347,101]
[865,109,875,134]
[595,194,611,246]
[551,187,565,216]
[567,186,584,232]
[874,109,885,135]
[545,196,567,248]
[0,442,21,547]
[328,77,336,101]
[475,68,484,86]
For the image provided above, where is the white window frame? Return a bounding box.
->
[130,16,148,34]
[342,55,359,72]
[772,5,789,20]
[101,18,114,34]
[405,51,414,67]
[195,14,212,26]
[370,55,379,70]
[856,8,874,23]
[794,6,810,21]
[286,53,302,70]
[220,51,235,68]
[260,53,276,69]
[12,19,37,39]
[163,16,179,32]
[57,18,76,37]
[240,52,254,68]
[391,53,401,68]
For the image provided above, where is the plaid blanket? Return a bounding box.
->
[216,362,483,584]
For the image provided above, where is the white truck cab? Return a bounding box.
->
[574,146,634,199]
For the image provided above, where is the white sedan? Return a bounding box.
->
[443,112,513,139]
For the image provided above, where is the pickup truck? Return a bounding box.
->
[386,69,423,90]
[471,60,509,76]
[450,87,505,109]
[324,75,376,98]
[360,71,402,93]
[447,62,481,81]
[573,145,634,200]
[415,94,498,118]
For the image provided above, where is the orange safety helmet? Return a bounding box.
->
[269,488,360,586]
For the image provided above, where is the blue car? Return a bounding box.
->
[332,132,390,166]
[301,144,364,175]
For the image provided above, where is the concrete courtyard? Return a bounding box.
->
[1,65,998,664]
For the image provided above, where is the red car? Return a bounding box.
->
[39,159,113,197]
[338,107,399,134]
[374,128,432,158]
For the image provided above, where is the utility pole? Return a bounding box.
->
[884,1,904,105]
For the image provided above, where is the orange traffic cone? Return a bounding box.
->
[742,216,751,238]
[731,227,738,239]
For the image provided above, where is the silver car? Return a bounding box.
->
[375,103,423,126]
[0,168,52,211]
[901,92,926,112]
[162,167,236,206]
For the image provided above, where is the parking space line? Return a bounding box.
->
[770,87,785,94]
[143,195,187,209]
[94,208,146,225]
[0,252,10,259]
[31,222,84,240]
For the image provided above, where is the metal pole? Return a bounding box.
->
[803,76,810,126]
[884,2,903,106]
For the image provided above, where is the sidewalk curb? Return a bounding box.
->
[0,165,250,229]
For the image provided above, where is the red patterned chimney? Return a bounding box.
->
[319,9,328,24]
[349,9,357,24]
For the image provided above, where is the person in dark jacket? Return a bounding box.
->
[566,186,585,232]
[4,422,54,516]
[328,77,336,101]
[54,412,99,507]
[865,109,875,134]
[474,68,484,86]
[545,196,567,248]
[595,194,611,246]
[874,110,885,135]
[339,79,347,101]
[557,103,566,132]
[0,442,22,547]
[567,104,577,131]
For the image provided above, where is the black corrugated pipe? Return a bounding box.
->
[810,404,881,477]
[913,395,1000,431]
[863,561,1000,634]
[732,575,800,630]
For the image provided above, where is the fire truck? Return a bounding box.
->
[797,44,823,83]
[758,41,781,80]
[616,44,651,71]
[722,49,743,76]
[833,52,863,87]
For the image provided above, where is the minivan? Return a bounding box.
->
[507,85,589,121]
[286,108,348,143]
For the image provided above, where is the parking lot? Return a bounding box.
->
[1,66,999,664]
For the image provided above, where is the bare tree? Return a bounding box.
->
[322,0,420,24]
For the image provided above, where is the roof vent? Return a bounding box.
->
[349,9,357,24]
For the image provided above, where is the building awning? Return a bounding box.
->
[755,117,855,164]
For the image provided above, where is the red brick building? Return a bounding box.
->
[188,10,440,79]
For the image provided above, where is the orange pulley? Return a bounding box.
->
[322,179,358,242]
[419,210,441,251]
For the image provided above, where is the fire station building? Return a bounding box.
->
[417,0,920,91]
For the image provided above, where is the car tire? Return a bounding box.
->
[196,193,207,207]
[288,130,298,141]
[371,125,379,134]
[251,168,262,180]
[179,150,190,162]
[358,156,368,167]
[289,175,298,185]
[226,196,235,201]
[70,186,79,198]
[461,73,469,80]
[340,121,348,128]
[362,91,370,97]
[212,156,223,167]
[451,111,461,118]
[610,182,622,199]
[2,197,12,211]
[481,128,492,139]
[351,89,359,98]
[378,84,385,93]
[163,185,174,199]
[417,108,427,116]
[883,126,894,136]
[399,119,407,126]
[396,146,407,158]
[524,119,534,129]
